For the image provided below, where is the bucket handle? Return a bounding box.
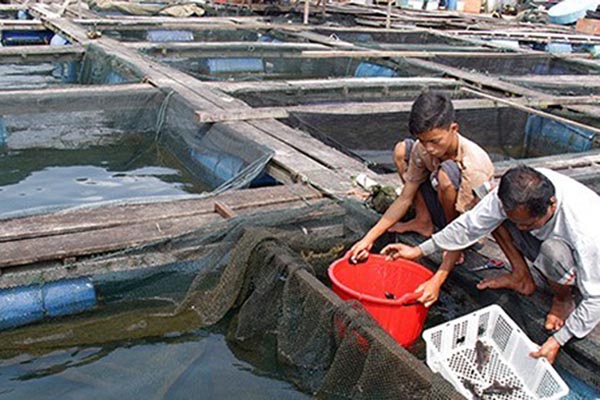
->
[396,291,422,306]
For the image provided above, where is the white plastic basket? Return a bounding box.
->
[422,304,569,400]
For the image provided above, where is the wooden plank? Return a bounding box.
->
[126,41,329,52]
[300,50,533,58]
[197,96,600,123]
[0,44,84,63]
[0,196,332,269]
[202,77,459,94]
[0,184,322,242]
[0,83,160,114]
[451,30,600,45]
[0,213,224,268]
[509,75,600,89]
[0,21,46,30]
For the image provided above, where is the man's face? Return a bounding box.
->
[417,122,458,159]
[505,199,556,231]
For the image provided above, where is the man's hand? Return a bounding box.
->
[530,336,561,364]
[414,275,444,308]
[349,238,374,263]
[380,243,423,261]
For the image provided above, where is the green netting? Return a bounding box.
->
[432,55,600,76]
[0,85,273,218]
[0,198,598,396]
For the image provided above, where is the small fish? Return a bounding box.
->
[475,340,490,372]
[461,378,482,400]
[482,380,516,396]
[384,291,395,299]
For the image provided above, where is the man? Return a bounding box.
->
[381,166,600,363]
[349,91,494,268]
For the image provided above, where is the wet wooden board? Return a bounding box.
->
[0,184,322,243]
[0,185,324,269]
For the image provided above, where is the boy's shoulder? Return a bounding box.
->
[458,135,493,164]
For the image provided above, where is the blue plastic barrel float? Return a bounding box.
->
[0,278,97,331]
[0,30,54,46]
[524,115,596,154]
[191,150,276,189]
[354,61,397,77]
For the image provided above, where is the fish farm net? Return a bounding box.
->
[0,85,273,218]
[1,199,599,397]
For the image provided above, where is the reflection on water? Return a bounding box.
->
[0,303,309,400]
[0,133,210,217]
[0,333,309,400]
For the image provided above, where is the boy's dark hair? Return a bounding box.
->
[408,91,455,136]
[498,165,555,218]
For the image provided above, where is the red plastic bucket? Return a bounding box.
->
[328,254,433,347]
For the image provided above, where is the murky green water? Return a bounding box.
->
[0,133,210,218]
[0,320,309,400]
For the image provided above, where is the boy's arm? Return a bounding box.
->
[350,180,421,261]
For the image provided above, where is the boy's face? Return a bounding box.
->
[416,122,459,159]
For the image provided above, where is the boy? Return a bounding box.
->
[349,91,494,269]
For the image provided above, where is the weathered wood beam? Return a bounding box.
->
[197,96,600,123]
[450,30,600,45]
[0,44,84,63]
[207,76,458,93]
[127,41,329,52]
[0,83,158,114]
[0,184,322,243]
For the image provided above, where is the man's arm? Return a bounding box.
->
[419,188,507,256]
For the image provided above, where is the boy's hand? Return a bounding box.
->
[530,337,561,364]
[414,278,442,308]
[349,238,373,263]
[380,243,423,261]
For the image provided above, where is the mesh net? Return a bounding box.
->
[0,83,272,218]
[284,105,600,173]
[0,200,460,398]
[0,199,598,396]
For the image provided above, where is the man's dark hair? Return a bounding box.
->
[498,165,555,217]
[408,91,455,136]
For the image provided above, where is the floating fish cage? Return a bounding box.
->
[145,50,440,81]
[0,88,273,218]
[230,79,472,107]
[280,100,600,171]
[432,53,600,77]
[0,46,140,90]
[102,27,295,43]
[314,28,485,51]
